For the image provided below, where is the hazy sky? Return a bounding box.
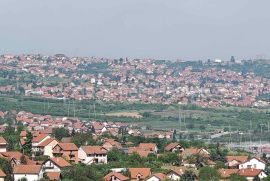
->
[0,0,270,60]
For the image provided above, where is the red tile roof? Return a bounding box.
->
[38,138,56,147]
[165,143,180,151]
[151,173,166,180]
[226,156,248,163]
[0,169,6,177]
[46,172,60,180]
[56,143,78,151]
[81,146,107,155]
[218,169,239,178]
[32,134,49,143]
[0,137,7,145]
[138,143,157,151]
[238,168,263,177]
[49,157,71,168]
[128,147,150,157]
[104,172,129,181]
[13,165,41,174]
[129,168,151,179]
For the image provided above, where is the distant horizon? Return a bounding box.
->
[0,52,265,62]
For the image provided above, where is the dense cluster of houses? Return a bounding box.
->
[0,133,268,181]
[0,54,269,107]
[0,109,268,181]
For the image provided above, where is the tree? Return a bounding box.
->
[107,149,125,162]
[22,131,33,156]
[228,174,246,181]
[0,157,13,180]
[172,130,177,141]
[253,175,261,181]
[181,170,196,181]
[198,167,219,181]
[263,176,270,181]
[158,153,181,166]
[72,133,95,147]
[52,128,69,141]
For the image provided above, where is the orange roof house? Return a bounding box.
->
[182,147,209,158]
[165,143,183,153]
[218,168,239,179]
[238,168,267,180]
[42,157,71,174]
[52,143,78,163]
[129,168,151,181]
[225,155,248,168]
[104,172,129,181]
[45,172,61,181]
[128,147,151,158]
[78,146,108,165]
[102,139,122,151]
[138,143,158,154]
[13,165,43,181]
[147,173,167,181]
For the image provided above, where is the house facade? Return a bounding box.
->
[78,146,108,165]
[239,158,266,170]
[52,143,79,163]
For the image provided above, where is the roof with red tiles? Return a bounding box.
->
[0,169,6,177]
[46,172,61,181]
[38,138,57,147]
[49,157,71,168]
[55,143,78,151]
[165,143,181,151]
[13,165,41,174]
[104,172,129,181]
[80,146,107,155]
[129,168,151,179]
[0,137,7,145]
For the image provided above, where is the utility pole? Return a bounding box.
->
[260,124,263,145]
[73,99,76,118]
[229,124,231,145]
[178,106,182,132]
[93,101,96,119]
[249,119,252,145]
[67,99,70,117]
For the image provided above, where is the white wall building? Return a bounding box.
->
[239,158,266,170]
[78,146,107,165]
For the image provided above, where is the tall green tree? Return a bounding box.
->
[198,167,219,181]
[23,131,33,156]
[181,170,196,181]
[52,128,70,141]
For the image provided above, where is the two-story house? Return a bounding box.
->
[239,157,266,170]
[78,146,108,165]
[52,143,78,163]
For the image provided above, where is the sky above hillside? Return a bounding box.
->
[1,0,270,60]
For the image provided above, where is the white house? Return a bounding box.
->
[166,169,183,181]
[38,138,58,157]
[238,168,267,181]
[13,165,43,181]
[78,146,108,165]
[31,134,51,155]
[239,157,266,170]
[0,137,7,152]
[42,157,71,173]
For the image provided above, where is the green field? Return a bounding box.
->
[1,94,270,135]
